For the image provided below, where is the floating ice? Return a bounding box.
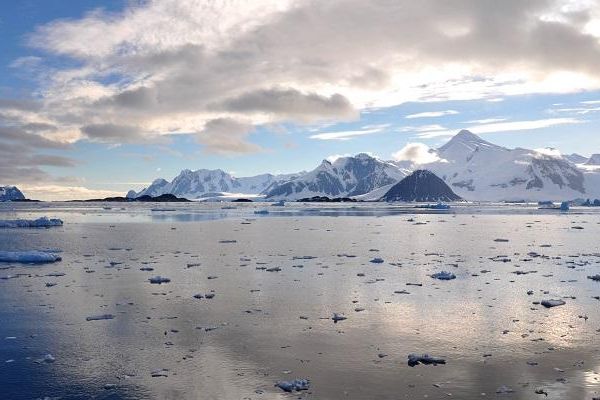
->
[275,378,310,392]
[148,276,171,284]
[42,354,56,363]
[407,353,446,367]
[587,274,600,281]
[431,271,456,280]
[332,313,347,323]
[0,217,63,228]
[496,385,514,394]
[370,257,384,263]
[86,314,115,321]
[0,251,62,264]
[540,299,566,308]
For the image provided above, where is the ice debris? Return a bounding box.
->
[407,353,446,367]
[86,314,115,321]
[275,378,310,392]
[540,299,566,308]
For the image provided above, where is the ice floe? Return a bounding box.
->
[0,217,63,228]
[0,251,62,264]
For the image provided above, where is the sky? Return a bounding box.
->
[2,0,600,200]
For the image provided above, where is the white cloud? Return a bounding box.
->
[405,110,459,119]
[415,117,583,138]
[310,127,386,141]
[326,154,351,163]
[2,0,600,184]
[534,147,562,157]
[392,142,441,164]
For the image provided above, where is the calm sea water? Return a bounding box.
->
[1,202,600,399]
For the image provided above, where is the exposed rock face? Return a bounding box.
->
[380,170,462,202]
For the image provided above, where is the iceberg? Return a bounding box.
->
[0,217,63,228]
[0,251,62,264]
[431,271,456,280]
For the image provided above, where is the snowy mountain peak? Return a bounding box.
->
[586,154,600,165]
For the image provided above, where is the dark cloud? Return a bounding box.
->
[81,123,164,144]
[197,118,263,155]
[213,88,356,121]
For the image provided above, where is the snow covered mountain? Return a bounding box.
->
[264,153,410,200]
[128,130,600,202]
[0,186,25,201]
[565,153,588,164]
[422,130,600,201]
[129,169,303,199]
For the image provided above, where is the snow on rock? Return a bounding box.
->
[0,217,63,228]
[265,153,409,200]
[0,251,62,264]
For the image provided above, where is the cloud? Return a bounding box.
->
[1,0,600,185]
[392,142,441,164]
[81,123,161,143]
[18,184,123,201]
[405,110,459,119]
[415,117,582,138]
[534,147,562,157]
[197,118,263,155]
[213,88,356,122]
[326,154,351,163]
[310,126,386,141]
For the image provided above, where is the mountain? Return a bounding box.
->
[380,170,462,202]
[128,169,303,199]
[264,153,409,200]
[585,154,600,165]
[0,186,25,201]
[422,130,596,202]
[565,153,588,164]
[128,130,600,202]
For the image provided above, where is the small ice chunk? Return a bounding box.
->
[370,257,384,264]
[275,378,310,392]
[204,293,215,299]
[43,354,56,363]
[407,353,446,367]
[332,313,347,323]
[431,271,456,280]
[86,314,115,321]
[0,251,62,264]
[540,299,565,308]
[148,276,170,284]
[496,385,514,394]
[587,274,600,281]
